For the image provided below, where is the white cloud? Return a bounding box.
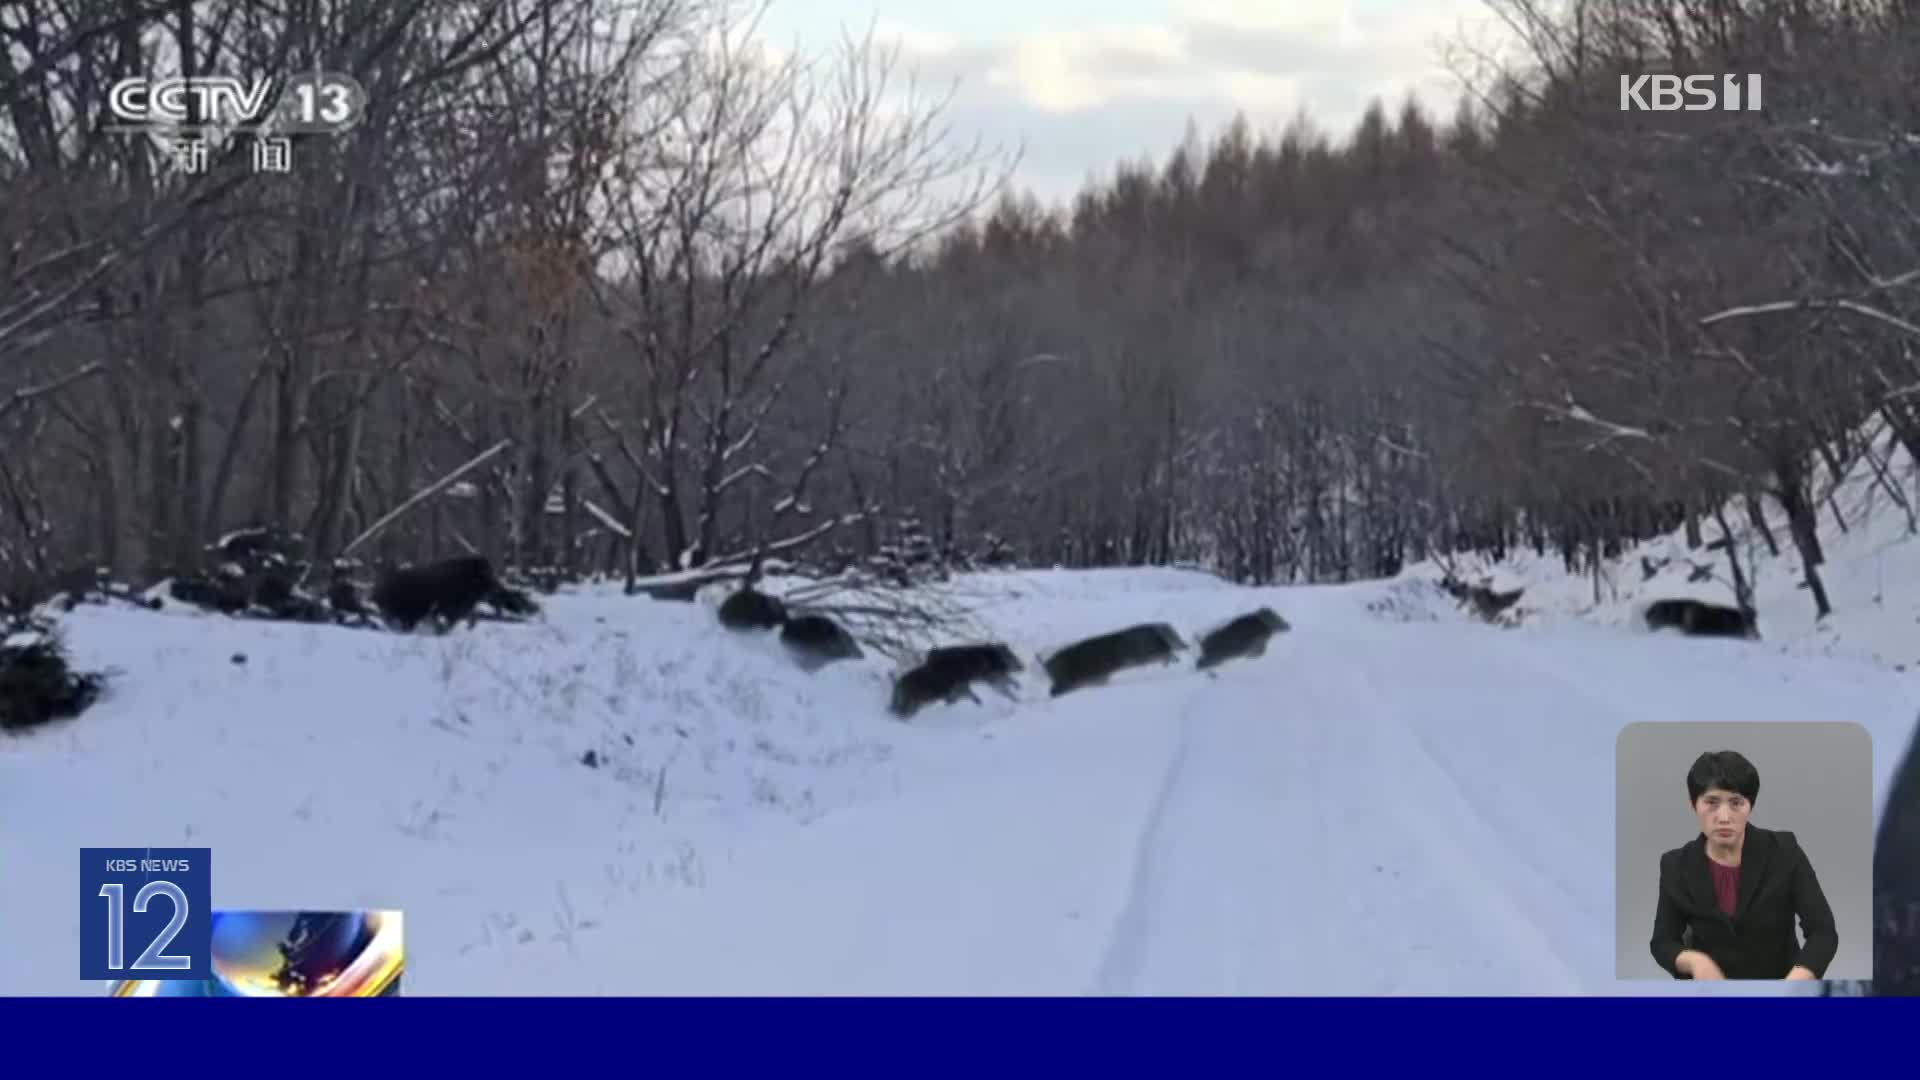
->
[989,24,1194,111]
[1177,0,1356,38]
[798,2,1520,200]
[1213,70,1307,112]
[867,18,964,57]
[866,0,1501,116]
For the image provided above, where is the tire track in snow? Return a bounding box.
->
[1064,619,1774,994]
[1333,623,1613,913]
[1289,626,1588,991]
[1084,660,1339,995]
[1086,687,1202,994]
[1076,623,1589,994]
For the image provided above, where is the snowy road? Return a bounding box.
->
[1086,669,1350,994]
[1086,632,1588,996]
[572,613,1913,996]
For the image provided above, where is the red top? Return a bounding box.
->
[1708,859,1740,917]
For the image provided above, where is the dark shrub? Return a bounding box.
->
[1,616,107,735]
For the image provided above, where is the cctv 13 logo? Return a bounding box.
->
[79,848,212,981]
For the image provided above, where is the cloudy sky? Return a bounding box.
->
[753,0,1514,203]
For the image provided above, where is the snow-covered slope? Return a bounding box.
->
[4,553,1914,994]
[1401,422,1920,672]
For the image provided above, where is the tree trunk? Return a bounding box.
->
[658,479,689,569]
[171,0,207,569]
[309,382,365,563]
[1880,402,1920,465]
[146,376,179,576]
[203,359,272,541]
[522,390,553,568]
[561,406,580,576]
[1711,503,1752,611]
[1773,459,1832,619]
[272,210,327,539]
[389,380,415,566]
[1745,493,1779,557]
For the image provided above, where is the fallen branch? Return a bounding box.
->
[337,439,515,562]
[1530,394,1655,442]
[702,513,863,571]
[1700,296,1920,340]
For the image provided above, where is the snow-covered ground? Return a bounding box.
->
[2,561,1911,995]
[5,433,1919,995]
[1413,424,1920,672]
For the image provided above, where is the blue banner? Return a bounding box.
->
[1,998,1911,1072]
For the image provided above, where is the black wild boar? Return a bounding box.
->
[1043,622,1185,697]
[889,643,1024,718]
[1195,607,1290,671]
[926,642,1023,683]
[718,587,788,631]
[780,613,863,669]
[1643,598,1693,632]
[371,555,501,632]
[1465,585,1523,621]
[1644,598,1759,639]
[890,664,967,718]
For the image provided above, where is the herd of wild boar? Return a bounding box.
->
[351,557,1758,722]
[711,582,1294,720]
[139,541,1762,726]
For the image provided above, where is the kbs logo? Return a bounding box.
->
[1619,73,1763,112]
[79,847,213,981]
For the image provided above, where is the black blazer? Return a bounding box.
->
[1649,824,1838,980]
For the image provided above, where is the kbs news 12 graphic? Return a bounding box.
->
[103,70,368,177]
[80,847,405,997]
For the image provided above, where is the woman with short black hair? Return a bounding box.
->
[1649,750,1839,980]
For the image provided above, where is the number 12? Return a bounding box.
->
[99,881,192,971]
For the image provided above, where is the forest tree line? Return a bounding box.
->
[4,0,1920,620]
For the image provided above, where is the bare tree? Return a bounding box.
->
[590,1,1005,571]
